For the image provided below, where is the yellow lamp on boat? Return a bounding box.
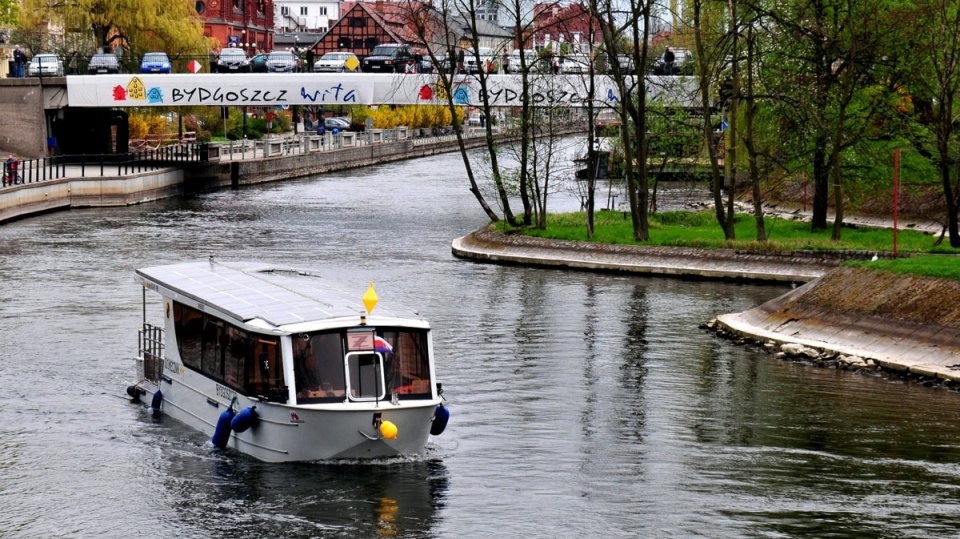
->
[363,281,379,314]
[379,420,398,440]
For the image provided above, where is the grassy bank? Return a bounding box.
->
[501,210,955,254]
[845,256,960,280]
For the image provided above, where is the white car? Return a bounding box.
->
[28,54,64,77]
[313,52,359,73]
[464,48,494,74]
[560,55,591,74]
[507,50,539,73]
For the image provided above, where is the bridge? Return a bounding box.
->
[0,73,698,158]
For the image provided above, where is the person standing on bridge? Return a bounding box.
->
[67,51,79,75]
[13,45,27,78]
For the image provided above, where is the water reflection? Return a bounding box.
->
[146,419,448,538]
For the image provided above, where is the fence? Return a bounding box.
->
[0,143,206,187]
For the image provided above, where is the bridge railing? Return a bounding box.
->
[0,143,206,187]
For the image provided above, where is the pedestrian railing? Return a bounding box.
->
[0,123,565,190]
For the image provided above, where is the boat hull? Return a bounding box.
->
[133,368,440,462]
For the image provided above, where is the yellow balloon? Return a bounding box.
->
[379,420,398,440]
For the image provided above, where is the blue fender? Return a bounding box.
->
[211,408,236,449]
[150,390,163,416]
[430,403,449,436]
[231,406,259,433]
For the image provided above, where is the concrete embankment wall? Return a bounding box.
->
[0,169,188,223]
[0,136,488,223]
[453,227,848,282]
[715,267,960,381]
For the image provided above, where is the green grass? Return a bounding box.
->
[500,210,956,254]
[845,256,960,280]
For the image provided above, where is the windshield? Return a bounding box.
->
[292,327,432,404]
[144,53,167,62]
[371,46,400,56]
[220,49,245,58]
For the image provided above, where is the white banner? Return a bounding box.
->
[65,73,699,109]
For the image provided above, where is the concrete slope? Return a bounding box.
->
[716,267,960,380]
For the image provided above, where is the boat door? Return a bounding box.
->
[344,351,386,401]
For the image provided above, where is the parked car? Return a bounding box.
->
[88,53,120,74]
[506,49,540,73]
[324,117,352,131]
[560,54,590,74]
[313,52,359,73]
[140,52,172,73]
[216,48,250,73]
[361,44,416,73]
[28,53,64,77]
[464,47,495,74]
[265,50,300,73]
[249,53,268,73]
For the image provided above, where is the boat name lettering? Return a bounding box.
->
[216,384,237,400]
[164,359,180,374]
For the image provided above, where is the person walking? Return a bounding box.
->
[456,48,465,74]
[67,50,79,75]
[13,45,27,77]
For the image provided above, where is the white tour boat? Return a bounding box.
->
[126,259,449,462]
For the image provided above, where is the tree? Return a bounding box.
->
[904,0,960,247]
[753,0,903,238]
[19,0,211,57]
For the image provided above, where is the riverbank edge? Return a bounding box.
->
[452,228,960,384]
[451,226,877,283]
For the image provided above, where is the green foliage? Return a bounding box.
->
[845,257,960,280]
[499,210,953,254]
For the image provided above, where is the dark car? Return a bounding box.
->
[360,44,416,73]
[249,53,268,73]
[88,53,120,74]
[216,48,250,73]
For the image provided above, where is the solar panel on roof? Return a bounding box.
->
[136,260,418,327]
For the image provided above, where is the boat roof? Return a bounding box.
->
[135,260,423,327]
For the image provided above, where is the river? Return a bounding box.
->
[1,150,960,538]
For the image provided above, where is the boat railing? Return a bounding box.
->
[139,323,164,383]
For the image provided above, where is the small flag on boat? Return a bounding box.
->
[375,336,393,354]
[363,281,378,314]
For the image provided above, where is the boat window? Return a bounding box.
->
[171,301,286,402]
[346,352,386,401]
[201,318,225,378]
[223,326,247,388]
[384,329,433,400]
[293,332,346,403]
[290,327,433,404]
[247,337,283,401]
[173,303,203,371]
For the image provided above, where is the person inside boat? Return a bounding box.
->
[294,339,323,398]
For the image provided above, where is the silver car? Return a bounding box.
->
[28,54,64,77]
[313,52,359,73]
[265,51,300,73]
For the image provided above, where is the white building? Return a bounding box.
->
[274,0,341,34]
